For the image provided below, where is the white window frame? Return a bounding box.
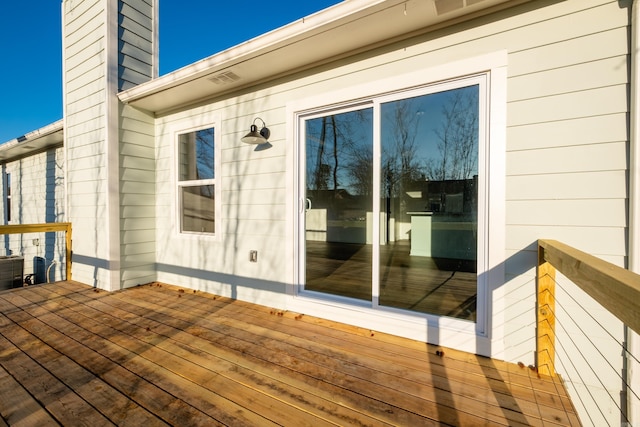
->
[173,115,222,239]
[286,52,506,355]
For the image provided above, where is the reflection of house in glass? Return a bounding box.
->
[306,189,373,244]
[402,177,477,273]
[304,175,478,321]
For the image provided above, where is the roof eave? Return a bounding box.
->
[119,0,386,105]
[0,119,64,162]
[119,0,528,114]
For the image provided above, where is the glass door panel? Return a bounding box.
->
[304,108,374,301]
[379,86,479,320]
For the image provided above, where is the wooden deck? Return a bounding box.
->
[0,281,580,426]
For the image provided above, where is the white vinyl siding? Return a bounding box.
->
[501,2,629,423]
[3,172,10,223]
[154,56,506,343]
[63,0,157,289]
[117,0,157,287]
[155,107,288,305]
[120,104,156,287]
[119,0,156,90]
[0,147,66,281]
[64,0,112,287]
[502,0,628,356]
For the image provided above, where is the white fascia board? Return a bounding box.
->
[0,119,64,161]
[118,0,526,112]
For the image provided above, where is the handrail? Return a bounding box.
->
[536,239,640,376]
[0,223,72,281]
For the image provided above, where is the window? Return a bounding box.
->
[300,74,487,322]
[177,127,216,234]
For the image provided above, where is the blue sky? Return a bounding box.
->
[0,1,341,143]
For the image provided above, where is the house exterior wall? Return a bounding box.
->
[63,0,156,289]
[0,147,66,282]
[154,105,291,306]
[504,0,628,346]
[147,1,629,422]
[152,0,627,354]
[501,2,629,422]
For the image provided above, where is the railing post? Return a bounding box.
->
[65,222,72,281]
[537,243,556,377]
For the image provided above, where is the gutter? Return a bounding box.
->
[0,119,64,148]
[0,119,64,161]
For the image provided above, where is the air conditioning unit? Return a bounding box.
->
[0,256,24,291]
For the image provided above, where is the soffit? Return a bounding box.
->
[119,0,528,114]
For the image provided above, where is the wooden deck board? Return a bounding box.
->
[4,289,275,427]
[0,348,61,427]
[0,281,580,426]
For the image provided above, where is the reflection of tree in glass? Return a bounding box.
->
[427,87,478,180]
[312,116,336,191]
[195,128,214,197]
[345,142,373,197]
[381,97,425,198]
[181,128,214,182]
[306,109,372,196]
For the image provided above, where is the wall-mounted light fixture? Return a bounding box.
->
[241,117,270,144]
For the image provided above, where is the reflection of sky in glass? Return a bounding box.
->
[304,84,478,196]
[195,128,215,180]
[382,85,479,180]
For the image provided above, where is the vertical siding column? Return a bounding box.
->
[63,0,116,289]
[117,0,158,287]
[63,0,157,290]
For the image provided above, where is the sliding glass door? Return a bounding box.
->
[300,77,483,322]
[378,86,479,320]
[303,107,374,301]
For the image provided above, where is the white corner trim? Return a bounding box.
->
[105,0,122,290]
[626,1,640,423]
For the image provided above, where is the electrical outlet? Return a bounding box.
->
[32,238,39,246]
[249,250,258,262]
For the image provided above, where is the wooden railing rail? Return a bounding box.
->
[0,223,72,281]
[537,239,640,376]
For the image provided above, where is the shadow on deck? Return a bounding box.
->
[0,281,579,426]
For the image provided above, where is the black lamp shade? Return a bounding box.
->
[242,124,270,144]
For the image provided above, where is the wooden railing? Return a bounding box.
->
[536,239,640,376]
[0,223,72,281]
